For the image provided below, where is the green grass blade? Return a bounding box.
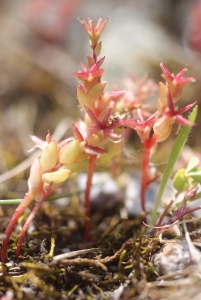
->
[0,190,84,205]
[0,199,23,205]
[150,105,198,225]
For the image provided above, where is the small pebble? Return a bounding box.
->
[152,240,201,276]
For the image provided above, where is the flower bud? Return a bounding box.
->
[42,169,71,184]
[76,141,88,161]
[59,139,79,164]
[160,62,195,103]
[40,141,58,173]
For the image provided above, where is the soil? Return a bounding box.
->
[1,193,201,300]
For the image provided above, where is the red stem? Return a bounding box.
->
[154,199,174,235]
[1,190,35,262]
[16,187,52,258]
[141,145,151,212]
[84,154,97,242]
[141,135,158,213]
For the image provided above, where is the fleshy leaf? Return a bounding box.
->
[62,160,88,173]
[84,106,101,126]
[72,123,84,142]
[86,55,95,68]
[173,169,187,192]
[87,132,101,147]
[77,85,93,109]
[84,145,107,155]
[40,141,58,173]
[91,57,105,71]
[59,140,79,164]
[158,82,167,108]
[88,82,106,101]
[42,169,71,184]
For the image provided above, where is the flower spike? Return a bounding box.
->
[160,62,195,85]
[79,17,108,45]
[160,61,196,102]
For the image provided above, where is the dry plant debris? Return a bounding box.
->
[1,206,201,299]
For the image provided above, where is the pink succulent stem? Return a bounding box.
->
[141,145,150,212]
[84,154,97,242]
[16,186,52,258]
[1,190,36,262]
[141,134,159,213]
[154,199,174,235]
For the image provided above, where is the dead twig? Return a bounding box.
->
[58,257,107,271]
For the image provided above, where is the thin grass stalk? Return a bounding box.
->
[150,105,198,225]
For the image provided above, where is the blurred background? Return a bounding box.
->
[0,0,201,199]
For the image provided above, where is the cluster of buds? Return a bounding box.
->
[116,74,158,117]
[118,63,196,212]
[153,62,196,142]
[1,131,89,262]
[119,63,196,145]
[29,130,89,191]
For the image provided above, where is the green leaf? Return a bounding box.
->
[186,156,200,173]
[150,105,198,225]
[188,168,201,182]
[173,169,187,192]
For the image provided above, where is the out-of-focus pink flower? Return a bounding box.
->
[185,1,201,52]
[26,0,80,43]
[120,75,157,111]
